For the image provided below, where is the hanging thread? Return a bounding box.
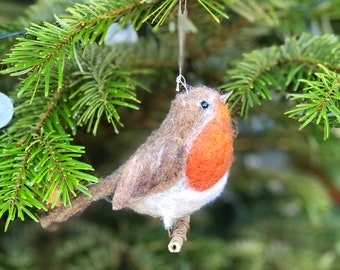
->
[176,0,189,92]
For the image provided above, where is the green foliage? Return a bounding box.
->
[222,34,340,137]
[196,0,229,23]
[69,45,141,134]
[286,65,340,139]
[0,122,97,230]
[0,36,146,229]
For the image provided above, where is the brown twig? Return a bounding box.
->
[168,216,190,253]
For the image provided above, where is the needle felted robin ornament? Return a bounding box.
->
[39,85,235,252]
[112,86,235,229]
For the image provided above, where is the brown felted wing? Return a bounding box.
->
[112,131,187,209]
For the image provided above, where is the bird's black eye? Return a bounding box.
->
[200,100,209,109]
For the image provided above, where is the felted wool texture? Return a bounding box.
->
[186,99,233,191]
[112,87,233,220]
[130,172,229,229]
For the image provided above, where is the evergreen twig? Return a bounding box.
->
[222,33,340,137]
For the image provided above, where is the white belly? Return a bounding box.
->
[129,172,229,229]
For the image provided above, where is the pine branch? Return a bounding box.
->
[1,0,195,99]
[286,64,340,139]
[222,34,340,137]
[69,44,141,134]
[0,42,146,229]
[0,130,97,230]
[1,0,145,96]
[196,0,229,23]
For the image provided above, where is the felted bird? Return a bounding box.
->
[111,86,235,229]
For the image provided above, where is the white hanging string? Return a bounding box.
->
[176,0,189,92]
[177,0,186,75]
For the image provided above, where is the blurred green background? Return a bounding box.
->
[1,0,340,269]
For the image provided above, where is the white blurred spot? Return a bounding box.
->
[104,22,138,46]
[244,153,263,169]
[267,179,285,195]
[168,20,176,33]
[0,92,14,128]
[72,112,80,120]
[332,128,340,138]
[280,202,301,217]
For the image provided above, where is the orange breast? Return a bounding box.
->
[185,101,233,191]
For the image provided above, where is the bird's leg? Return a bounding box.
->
[167,215,190,253]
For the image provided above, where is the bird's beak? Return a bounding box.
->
[220,91,233,104]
